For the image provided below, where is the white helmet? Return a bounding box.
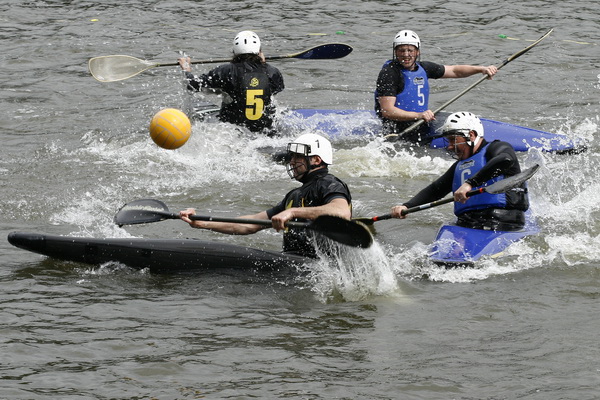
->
[232,31,261,55]
[287,133,333,165]
[439,111,484,146]
[393,30,420,50]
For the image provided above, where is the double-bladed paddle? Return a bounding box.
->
[384,28,554,142]
[354,164,540,226]
[114,198,372,249]
[89,43,353,83]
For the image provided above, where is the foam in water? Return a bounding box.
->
[45,109,600,292]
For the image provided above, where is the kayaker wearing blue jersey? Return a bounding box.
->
[375,30,497,141]
[178,31,284,134]
[180,133,352,258]
[391,112,529,231]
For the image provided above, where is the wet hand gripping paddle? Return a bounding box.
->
[115,199,372,249]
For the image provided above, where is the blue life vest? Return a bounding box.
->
[453,144,507,215]
[394,64,429,112]
[374,61,430,114]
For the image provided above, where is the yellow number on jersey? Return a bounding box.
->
[245,89,264,121]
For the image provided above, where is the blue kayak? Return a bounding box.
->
[428,211,540,266]
[283,109,585,154]
[188,100,585,154]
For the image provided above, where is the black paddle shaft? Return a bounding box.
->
[89,44,353,82]
[160,43,354,66]
[114,199,372,248]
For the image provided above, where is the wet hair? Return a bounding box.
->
[232,53,263,64]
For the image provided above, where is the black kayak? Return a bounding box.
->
[7,232,311,273]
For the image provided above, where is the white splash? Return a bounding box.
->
[302,240,402,303]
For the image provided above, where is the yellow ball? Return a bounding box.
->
[149,108,191,149]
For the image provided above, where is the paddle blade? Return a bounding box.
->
[309,216,373,248]
[114,199,177,226]
[290,43,353,59]
[89,55,157,82]
[484,164,540,194]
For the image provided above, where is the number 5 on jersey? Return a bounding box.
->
[245,89,264,121]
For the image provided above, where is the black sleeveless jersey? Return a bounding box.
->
[185,61,284,132]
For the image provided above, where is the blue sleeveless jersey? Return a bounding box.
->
[374,61,430,113]
[395,64,429,112]
[453,144,507,215]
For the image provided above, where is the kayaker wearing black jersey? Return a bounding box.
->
[375,30,497,141]
[178,31,284,134]
[391,112,529,231]
[180,133,352,258]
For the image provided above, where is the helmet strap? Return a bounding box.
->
[298,157,326,182]
[307,155,325,170]
[470,132,482,148]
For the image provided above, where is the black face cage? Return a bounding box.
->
[285,142,312,179]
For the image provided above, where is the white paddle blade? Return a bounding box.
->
[88,55,157,82]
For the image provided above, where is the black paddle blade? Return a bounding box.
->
[309,216,373,248]
[114,199,176,226]
[294,43,352,59]
[485,164,540,194]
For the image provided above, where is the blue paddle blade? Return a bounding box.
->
[293,43,353,59]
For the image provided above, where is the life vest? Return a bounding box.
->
[394,63,429,112]
[222,63,273,131]
[374,61,430,115]
[279,170,351,257]
[453,144,507,215]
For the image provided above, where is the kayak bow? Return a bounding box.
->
[8,232,312,273]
